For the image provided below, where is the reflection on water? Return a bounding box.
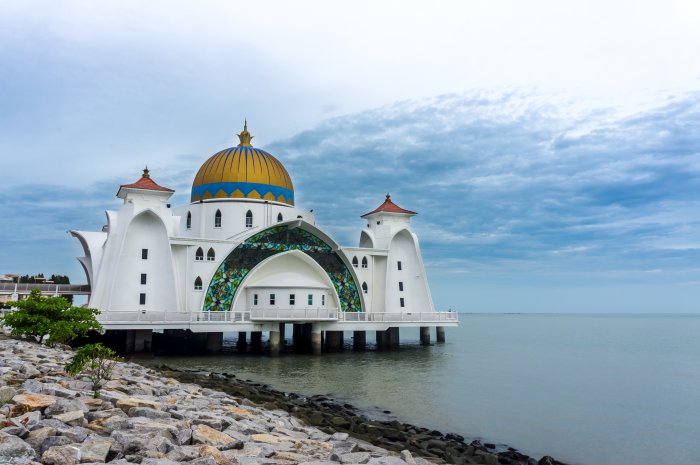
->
[154,330,450,420]
[144,316,700,465]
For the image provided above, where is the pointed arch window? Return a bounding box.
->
[362,282,368,294]
[277,212,283,223]
[194,276,203,290]
[361,257,368,269]
[207,248,215,261]
[352,257,359,268]
[195,247,204,261]
[214,209,222,228]
[186,211,192,229]
[245,210,253,228]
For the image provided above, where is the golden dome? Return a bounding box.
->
[191,122,294,205]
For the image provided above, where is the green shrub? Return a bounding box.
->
[1,289,102,345]
[65,343,121,398]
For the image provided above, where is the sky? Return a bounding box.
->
[1,0,699,312]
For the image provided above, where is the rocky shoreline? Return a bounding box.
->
[0,337,568,465]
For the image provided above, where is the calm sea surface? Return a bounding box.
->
[148,314,700,465]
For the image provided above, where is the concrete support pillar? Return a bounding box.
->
[353,331,366,350]
[325,331,343,352]
[388,327,400,350]
[125,330,135,353]
[250,331,263,352]
[237,332,248,352]
[311,325,322,356]
[420,326,431,346]
[279,323,286,345]
[269,330,281,356]
[293,324,303,351]
[436,326,446,343]
[376,330,389,351]
[206,332,223,353]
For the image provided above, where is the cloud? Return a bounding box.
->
[2,91,699,311]
[270,91,700,280]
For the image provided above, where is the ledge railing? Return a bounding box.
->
[248,307,339,321]
[339,311,459,323]
[95,310,458,325]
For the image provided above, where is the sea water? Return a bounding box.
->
[151,314,700,465]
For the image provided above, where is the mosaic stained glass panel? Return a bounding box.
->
[204,226,361,313]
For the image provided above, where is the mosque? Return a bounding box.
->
[71,123,457,354]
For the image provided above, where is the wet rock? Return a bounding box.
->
[366,457,410,465]
[538,457,568,465]
[338,451,371,463]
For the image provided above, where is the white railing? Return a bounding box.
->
[249,308,339,321]
[98,311,191,323]
[340,311,459,323]
[95,310,458,325]
[192,311,250,323]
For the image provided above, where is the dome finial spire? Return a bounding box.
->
[237,119,254,147]
[143,166,150,178]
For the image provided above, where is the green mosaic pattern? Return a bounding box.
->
[204,226,361,313]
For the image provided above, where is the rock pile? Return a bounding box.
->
[0,337,567,465]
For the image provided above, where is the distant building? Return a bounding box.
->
[71,123,456,353]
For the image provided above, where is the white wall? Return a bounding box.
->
[109,210,177,313]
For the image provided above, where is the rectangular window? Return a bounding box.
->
[140,273,147,285]
[141,249,148,259]
[400,297,405,308]
[308,294,313,305]
[139,293,146,305]
[289,294,295,305]
[270,294,276,305]
[399,281,403,291]
[397,261,402,271]
[322,295,325,306]
[253,294,258,305]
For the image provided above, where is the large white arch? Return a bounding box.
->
[385,227,436,314]
[230,249,342,313]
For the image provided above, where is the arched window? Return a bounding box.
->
[277,212,283,222]
[245,210,253,228]
[214,209,222,228]
[195,247,203,261]
[194,276,202,290]
[352,257,358,268]
[362,282,368,294]
[207,247,215,261]
[361,257,368,269]
[186,211,192,229]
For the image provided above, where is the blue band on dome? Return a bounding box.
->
[191,182,294,204]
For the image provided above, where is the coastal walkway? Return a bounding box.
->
[97,309,458,355]
[0,282,91,298]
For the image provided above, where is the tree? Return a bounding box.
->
[1,289,102,345]
[65,343,121,398]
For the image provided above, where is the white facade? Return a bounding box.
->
[71,137,456,333]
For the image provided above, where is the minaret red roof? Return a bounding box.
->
[119,167,174,193]
[361,194,417,217]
